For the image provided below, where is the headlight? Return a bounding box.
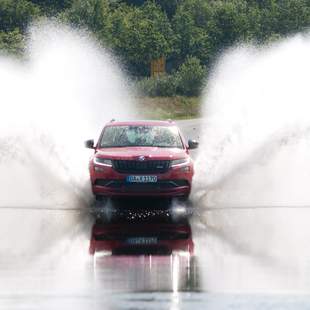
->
[94,157,113,167]
[171,158,190,167]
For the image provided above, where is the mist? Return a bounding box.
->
[0,22,136,265]
[193,34,310,293]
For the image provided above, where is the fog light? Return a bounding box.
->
[181,166,190,172]
[94,166,105,172]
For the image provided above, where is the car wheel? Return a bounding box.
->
[95,195,105,201]
[177,195,189,202]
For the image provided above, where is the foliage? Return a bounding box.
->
[258,0,310,41]
[172,0,214,66]
[137,74,177,97]
[29,0,73,14]
[0,29,25,55]
[176,56,206,96]
[59,0,109,32]
[138,96,200,120]
[154,0,180,18]
[137,56,206,97]
[104,1,174,75]
[0,0,41,32]
[118,0,180,17]
[1,0,310,96]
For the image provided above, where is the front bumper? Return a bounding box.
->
[90,164,193,197]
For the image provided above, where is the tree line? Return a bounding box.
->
[1,0,310,96]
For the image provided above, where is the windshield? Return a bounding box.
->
[99,125,183,148]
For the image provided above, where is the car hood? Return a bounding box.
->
[95,147,188,160]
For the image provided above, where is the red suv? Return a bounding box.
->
[85,120,198,200]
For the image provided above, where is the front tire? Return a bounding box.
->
[176,195,189,202]
[95,195,106,201]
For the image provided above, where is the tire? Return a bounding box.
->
[95,195,105,201]
[176,195,189,203]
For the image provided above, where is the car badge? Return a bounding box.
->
[138,156,146,161]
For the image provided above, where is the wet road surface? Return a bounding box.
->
[0,120,201,309]
[2,119,310,310]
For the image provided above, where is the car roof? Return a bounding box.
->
[105,120,176,127]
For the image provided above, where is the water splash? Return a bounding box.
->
[194,34,310,292]
[0,21,136,261]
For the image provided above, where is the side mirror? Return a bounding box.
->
[188,139,199,150]
[85,139,95,149]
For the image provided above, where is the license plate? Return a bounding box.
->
[126,237,158,245]
[126,175,158,183]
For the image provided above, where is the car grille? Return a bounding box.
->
[113,160,171,174]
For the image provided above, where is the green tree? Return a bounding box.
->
[30,0,73,14]
[60,0,109,32]
[0,0,41,32]
[172,0,263,67]
[1,0,310,81]
[176,56,206,96]
[105,1,174,75]
[119,0,181,17]
[258,0,310,41]
[137,74,178,97]
[155,0,180,18]
[0,29,25,55]
[119,0,145,5]
[172,0,214,67]
[209,1,255,48]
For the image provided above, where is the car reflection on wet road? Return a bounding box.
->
[90,197,199,293]
[93,251,198,292]
[0,199,199,310]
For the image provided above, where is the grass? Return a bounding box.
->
[136,96,201,120]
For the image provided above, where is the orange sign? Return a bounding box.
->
[151,57,166,77]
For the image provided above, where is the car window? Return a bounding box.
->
[99,125,183,148]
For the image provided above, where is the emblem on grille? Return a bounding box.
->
[138,156,146,161]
